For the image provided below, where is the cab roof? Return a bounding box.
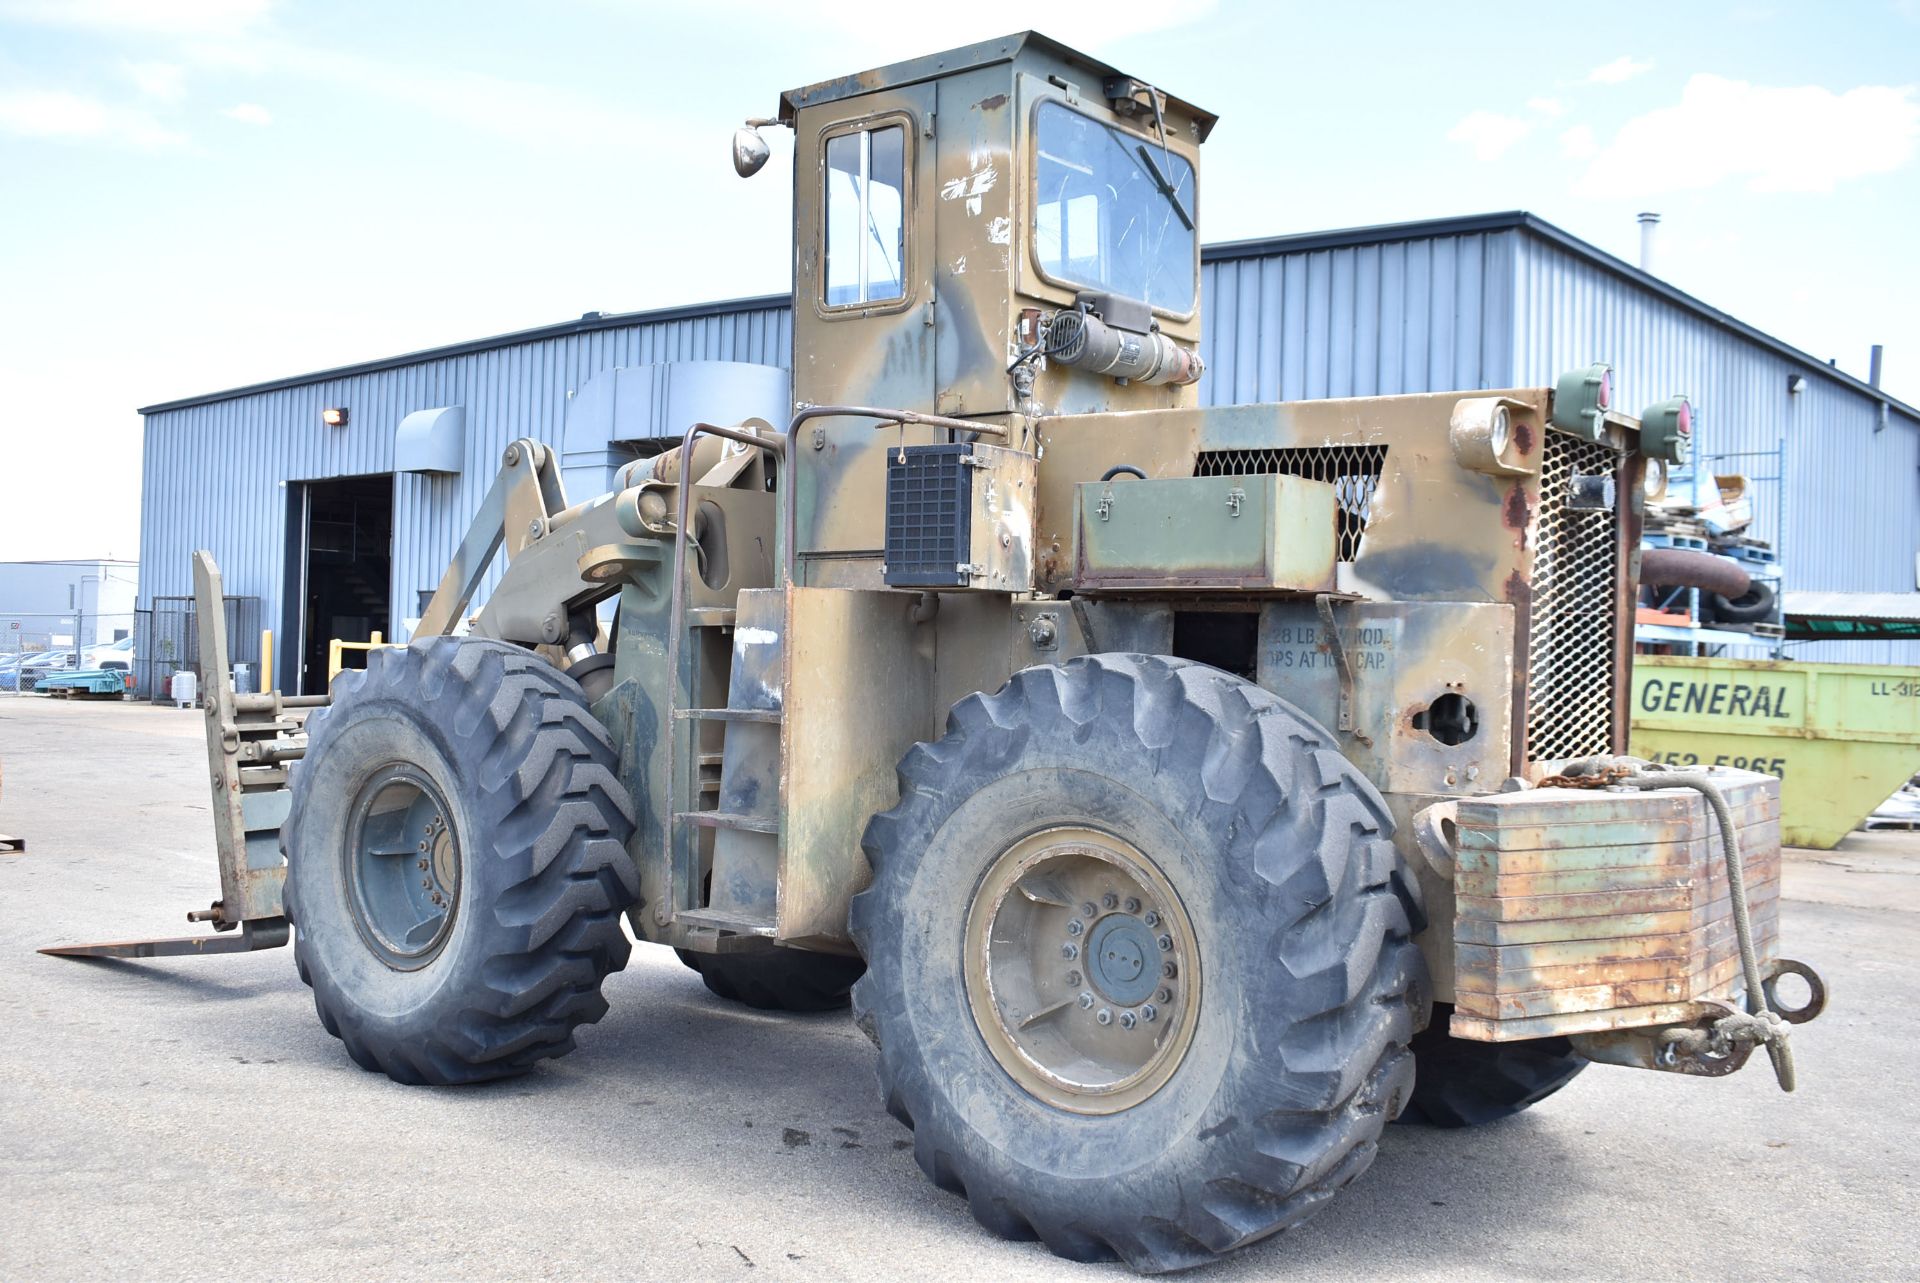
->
[777,30,1217,142]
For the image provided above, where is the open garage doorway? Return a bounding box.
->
[285,474,392,694]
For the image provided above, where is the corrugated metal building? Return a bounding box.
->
[137,211,1920,692]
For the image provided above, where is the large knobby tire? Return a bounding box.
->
[850,654,1430,1273]
[675,947,866,1012]
[283,639,640,1085]
[1397,1003,1587,1128]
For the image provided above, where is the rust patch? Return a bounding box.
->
[1504,568,1532,775]
[1501,483,1531,534]
[1512,419,1535,454]
[976,93,1009,111]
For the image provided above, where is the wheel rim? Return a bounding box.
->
[964,826,1201,1114]
[344,764,461,970]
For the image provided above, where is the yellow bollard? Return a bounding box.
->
[260,629,273,692]
[327,631,388,684]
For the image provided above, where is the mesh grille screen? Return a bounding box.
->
[1525,432,1621,762]
[1194,445,1386,561]
[884,445,971,588]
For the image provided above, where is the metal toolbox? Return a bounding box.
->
[1070,472,1338,592]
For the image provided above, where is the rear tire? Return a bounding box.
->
[851,654,1429,1272]
[1397,1004,1587,1127]
[283,639,639,1085]
[675,947,865,1012]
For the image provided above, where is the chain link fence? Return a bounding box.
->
[1,600,260,700]
[0,610,139,695]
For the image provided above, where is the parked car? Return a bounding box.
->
[84,637,136,672]
[2,650,74,692]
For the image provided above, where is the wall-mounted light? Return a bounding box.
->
[322,407,350,427]
[1787,375,1807,396]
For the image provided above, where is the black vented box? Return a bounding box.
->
[883,441,1035,592]
[884,444,973,587]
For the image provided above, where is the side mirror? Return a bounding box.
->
[732,119,774,178]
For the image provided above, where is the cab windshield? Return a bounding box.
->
[1033,100,1196,315]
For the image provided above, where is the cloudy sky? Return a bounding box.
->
[1,0,1916,561]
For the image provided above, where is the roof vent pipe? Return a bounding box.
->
[1869,344,1884,389]
[1637,212,1660,273]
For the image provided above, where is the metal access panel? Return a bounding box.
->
[1072,473,1338,592]
[1257,600,1515,797]
[883,443,1036,592]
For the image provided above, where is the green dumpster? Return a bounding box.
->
[1630,655,1920,849]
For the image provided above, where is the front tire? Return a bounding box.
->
[851,655,1429,1272]
[284,639,639,1085]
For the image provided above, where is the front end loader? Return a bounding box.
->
[46,31,1827,1274]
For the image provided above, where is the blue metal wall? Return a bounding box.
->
[1511,233,1920,664]
[138,215,1919,674]
[137,305,791,667]
[1200,229,1515,403]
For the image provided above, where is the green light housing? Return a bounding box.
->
[1639,396,1694,466]
[1550,363,1614,441]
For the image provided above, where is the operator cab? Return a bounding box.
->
[738,31,1215,423]
[735,33,1215,585]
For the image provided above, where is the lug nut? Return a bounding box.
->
[1066,919,1084,936]
[1158,987,1173,1004]
[1157,934,1173,952]
[1119,1011,1136,1030]
[1078,992,1094,1009]
[1081,902,1097,917]
[1095,1008,1112,1026]
[1123,897,1141,914]
[1162,962,1177,979]
[417,859,429,871]
[1102,893,1118,910]
[1066,970,1082,987]
[1061,943,1079,960]
[1143,910,1160,928]
[418,840,430,852]
[421,879,432,889]
[1141,1004,1157,1023]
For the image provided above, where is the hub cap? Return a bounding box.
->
[345,765,460,969]
[964,827,1201,1114]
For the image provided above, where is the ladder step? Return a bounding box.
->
[675,809,780,834]
[674,907,776,937]
[674,707,781,723]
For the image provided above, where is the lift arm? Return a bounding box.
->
[414,438,570,639]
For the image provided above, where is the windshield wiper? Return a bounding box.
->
[1135,144,1194,231]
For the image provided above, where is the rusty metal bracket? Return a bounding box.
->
[1762,957,1828,1025]
[1314,593,1372,748]
[1571,999,1757,1079]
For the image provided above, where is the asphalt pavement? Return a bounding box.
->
[1,696,1914,1281]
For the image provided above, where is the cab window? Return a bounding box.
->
[824,125,906,307]
[1034,100,1196,314]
